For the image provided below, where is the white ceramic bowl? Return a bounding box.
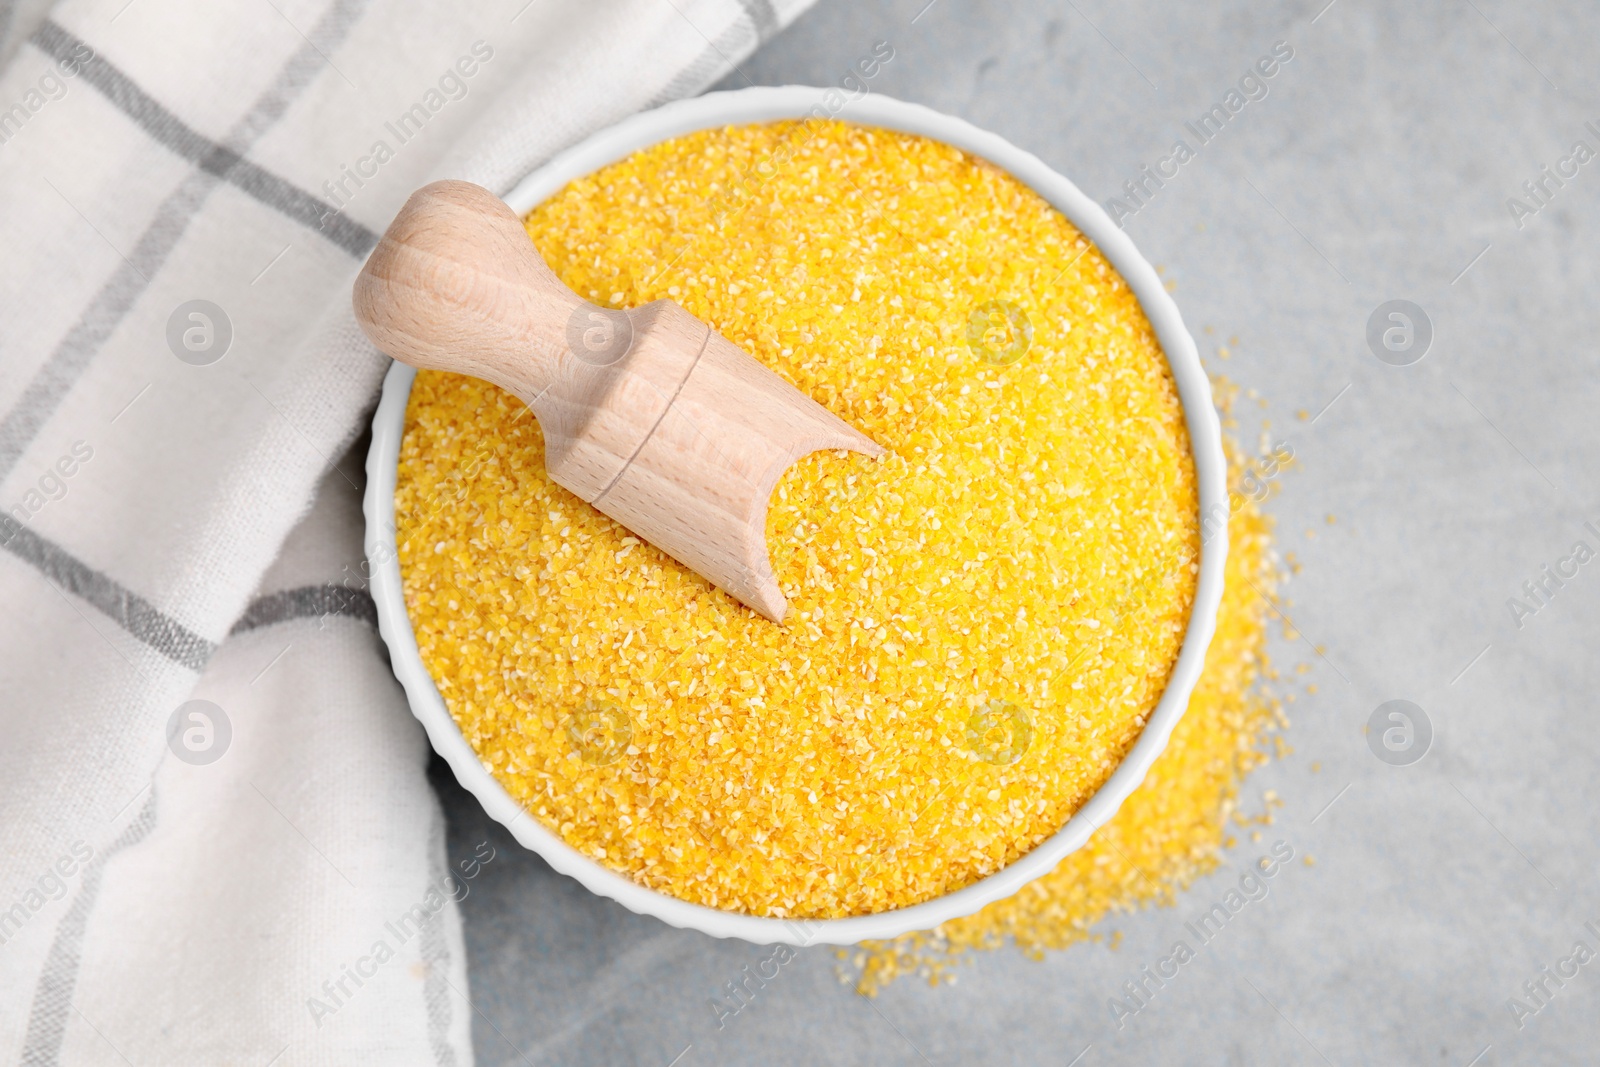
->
[364,86,1228,946]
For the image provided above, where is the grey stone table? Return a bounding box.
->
[437,1,1600,1062]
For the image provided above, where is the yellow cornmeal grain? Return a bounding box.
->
[851,423,1283,991]
[395,119,1199,918]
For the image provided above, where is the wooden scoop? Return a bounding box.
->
[353,180,882,623]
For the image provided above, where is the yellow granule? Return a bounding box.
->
[850,424,1282,992]
[395,119,1198,918]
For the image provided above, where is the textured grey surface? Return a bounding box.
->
[439,1,1600,1063]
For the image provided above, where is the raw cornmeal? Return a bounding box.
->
[395,119,1202,918]
[851,410,1284,991]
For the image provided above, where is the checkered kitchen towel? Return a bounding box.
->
[0,0,810,1062]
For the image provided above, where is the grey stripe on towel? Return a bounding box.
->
[20,791,159,1067]
[31,21,378,259]
[1,518,215,671]
[231,584,377,634]
[739,0,780,42]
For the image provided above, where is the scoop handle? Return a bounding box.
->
[352,180,584,403]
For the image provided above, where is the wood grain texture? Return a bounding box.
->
[353,180,883,622]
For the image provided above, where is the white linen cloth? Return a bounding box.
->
[0,0,811,1062]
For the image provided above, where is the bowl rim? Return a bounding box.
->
[364,85,1229,946]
